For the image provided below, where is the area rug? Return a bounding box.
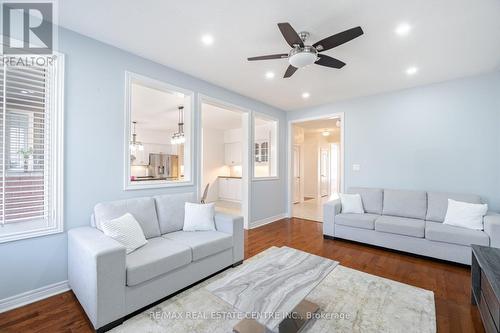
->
[111,247,436,333]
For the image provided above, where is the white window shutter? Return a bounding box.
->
[0,55,64,242]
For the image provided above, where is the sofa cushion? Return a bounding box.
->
[382,189,427,220]
[163,231,232,261]
[375,215,425,238]
[425,221,489,247]
[335,213,379,230]
[426,192,482,222]
[154,192,197,234]
[94,197,161,239]
[126,237,192,286]
[348,188,383,214]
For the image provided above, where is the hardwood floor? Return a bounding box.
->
[0,218,484,332]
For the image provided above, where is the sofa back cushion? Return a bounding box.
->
[94,197,161,239]
[348,187,383,214]
[382,189,427,220]
[426,191,482,222]
[154,192,196,234]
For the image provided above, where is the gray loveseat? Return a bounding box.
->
[323,187,500,265]
[68,192,244,331]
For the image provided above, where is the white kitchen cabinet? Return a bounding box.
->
[218,177,242,202]
[131,146,149,166]
[224,142,242,166]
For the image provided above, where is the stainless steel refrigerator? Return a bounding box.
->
[149,153,179,180]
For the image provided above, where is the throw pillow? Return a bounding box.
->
[183,202,216,231]
[100,213,148,254]
[339,193,364,214]
[443,199,488,230]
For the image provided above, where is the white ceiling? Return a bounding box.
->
[295,118,340,133]
[132,83,187,132]
[59,0,500,111]
[202,103,243,130]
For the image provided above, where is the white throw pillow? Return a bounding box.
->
[443,199,488,230]
[339,193,364,214]
[100,213,148,254]
[183,202,216,231]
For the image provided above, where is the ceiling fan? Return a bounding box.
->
[247,23,364,78]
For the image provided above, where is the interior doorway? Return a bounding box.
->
[200,98,249,227]
[289,115,343,222]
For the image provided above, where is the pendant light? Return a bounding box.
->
[171,106,185,145]
[130,121,144,152]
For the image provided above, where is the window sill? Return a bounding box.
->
[252,176,280,182]
[0,223,63,244]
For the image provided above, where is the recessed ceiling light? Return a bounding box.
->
[201,34,214,46]
[395,23,412,36]
[405,66,418,75]
[302,92,310,99]
[322,130,330,137]
[265,71,275,79]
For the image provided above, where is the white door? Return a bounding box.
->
[330,143,340,193]
[320,148,330,197]
[293,145,301,203]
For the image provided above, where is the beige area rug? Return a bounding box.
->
[111,247,436,333]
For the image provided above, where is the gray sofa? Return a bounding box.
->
[323,187,500,265]
[68,192,244,331]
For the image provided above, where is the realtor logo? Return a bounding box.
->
[1,1,54,54]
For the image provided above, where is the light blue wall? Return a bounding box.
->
[288,71,500,211]
[0,28,287,300]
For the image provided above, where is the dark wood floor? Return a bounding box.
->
[0,218,484,332]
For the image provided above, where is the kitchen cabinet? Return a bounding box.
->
[225,142,242,166]
[131,147,149,166]
[218,177,242,202]
[131,144,177,166]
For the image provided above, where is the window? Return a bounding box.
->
[124,72,193,189]
[253,113,278,178]
[0,55,64,243]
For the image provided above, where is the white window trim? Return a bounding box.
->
[0,52,65,244]
[252,111,280,181]
[123,71,195,190]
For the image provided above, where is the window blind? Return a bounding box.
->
[0,62,51,225]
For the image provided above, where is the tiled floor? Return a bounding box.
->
[292,194,338,222]
[214,200,241,216]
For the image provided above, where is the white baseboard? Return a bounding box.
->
[0,280,70,313]
[250,213,287,229]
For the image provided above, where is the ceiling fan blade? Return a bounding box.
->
[284,65,298,78]
[247,53,289,61]
[315,54,346,69]
[313,26,363,52]
[278,23,304,48]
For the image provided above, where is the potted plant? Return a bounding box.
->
[18,147,33,172]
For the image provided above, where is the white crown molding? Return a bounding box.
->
[250,213,287,229]
[0,280,69,313]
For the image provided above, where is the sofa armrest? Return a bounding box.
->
[323,199,342,237]
[215,213,244,263]
[68,227,126,329]
[484,213,500,248]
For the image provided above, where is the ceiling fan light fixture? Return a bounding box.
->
[288,47,317,68]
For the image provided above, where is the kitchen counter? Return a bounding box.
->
[132,176,177,181]
[218,176,242,179]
